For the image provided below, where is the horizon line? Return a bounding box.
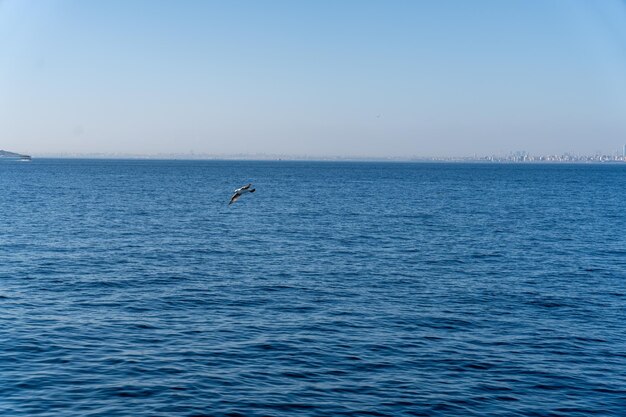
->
[10,152,626,164]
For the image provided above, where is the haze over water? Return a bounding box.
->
[2,159,625,416]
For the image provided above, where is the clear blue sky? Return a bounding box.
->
[1,0,625,157]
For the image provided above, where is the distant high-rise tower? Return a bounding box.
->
[623,144,626,157]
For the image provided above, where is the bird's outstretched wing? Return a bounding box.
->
[229,193,241,205]
[234,183,252,193]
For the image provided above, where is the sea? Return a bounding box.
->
[1,159,625,417]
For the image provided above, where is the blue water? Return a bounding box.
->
[1,159,625,416]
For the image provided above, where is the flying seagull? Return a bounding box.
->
[229,183,256,205]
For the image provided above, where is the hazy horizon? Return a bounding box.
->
[1,1,625,157]
[14,148,626,160]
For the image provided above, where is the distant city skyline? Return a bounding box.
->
[1,1,626,157]
[11,146,624,163]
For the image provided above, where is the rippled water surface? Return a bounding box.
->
[1,159,625,416]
